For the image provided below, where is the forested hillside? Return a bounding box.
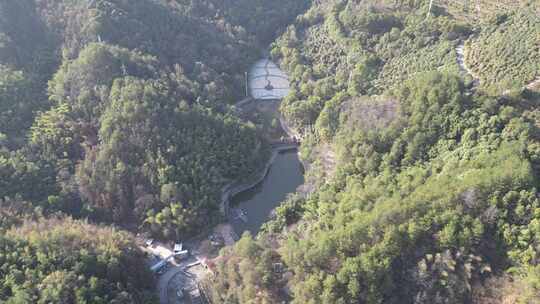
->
[207,1,540,303]
[465,11,539,94]
[173,0,311,44]
[437,0,539,21]
[0,214,156,303]
[0,0,307,241]
[2,0,540,303]
[0,1,308,301]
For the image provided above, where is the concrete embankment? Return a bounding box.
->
[220,55,300,220]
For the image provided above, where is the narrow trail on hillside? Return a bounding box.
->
[456,41,539,94]
[456,41,480,91]
[526,78,540,90]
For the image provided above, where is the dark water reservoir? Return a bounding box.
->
[231,150,304,235]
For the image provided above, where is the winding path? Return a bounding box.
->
[157,266,184,304]
[526,78,540,91]
[456,41,480,90]
[456,41,539,94]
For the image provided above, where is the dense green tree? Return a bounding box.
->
[0,65,34,146]
[0,217,157,303]
[0,0,278,239]
[465,11,539,95]
[1,0,539,302]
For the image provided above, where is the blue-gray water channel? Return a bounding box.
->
[230,150,304,235]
